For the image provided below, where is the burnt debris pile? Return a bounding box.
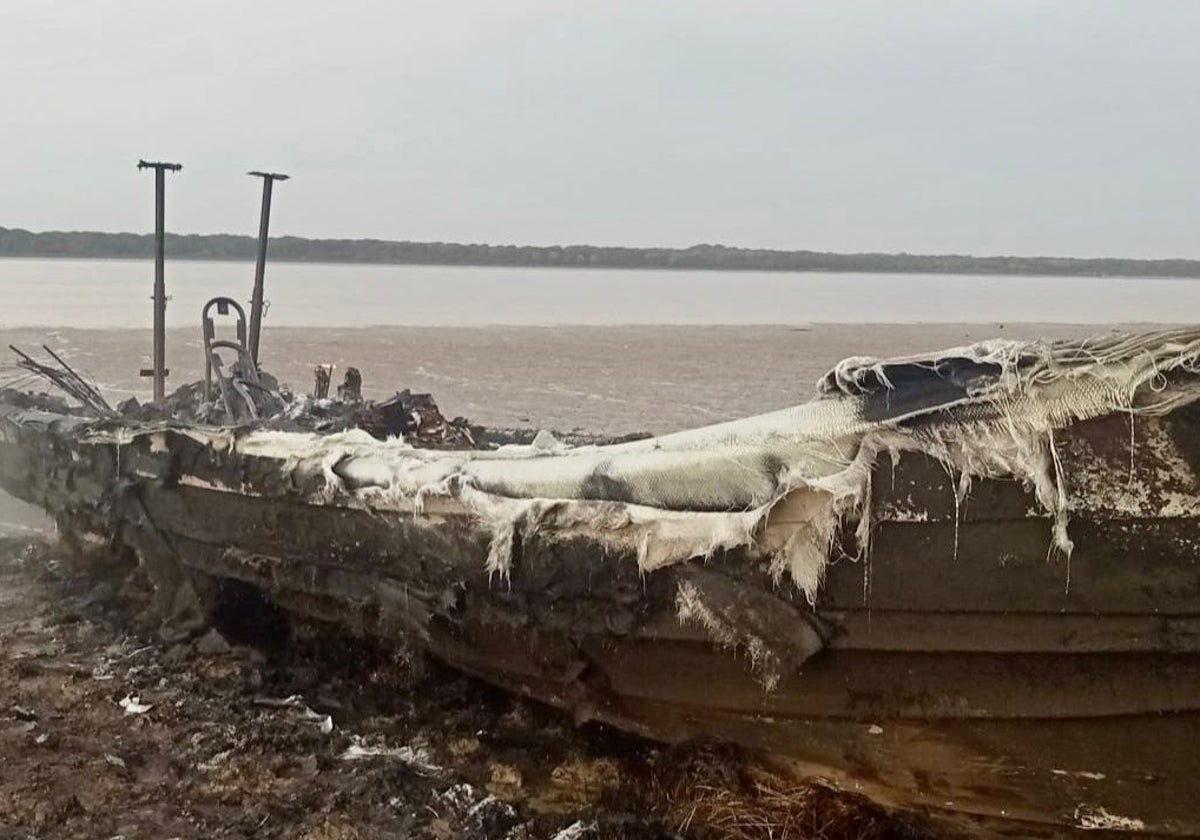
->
[5,347,479,448]
[4,346,649,450]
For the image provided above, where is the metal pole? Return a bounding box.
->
[153,166,165,401]
[247,171,289,366]
[137,160,181,402]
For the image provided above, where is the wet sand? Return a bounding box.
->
[0,321,1158,533]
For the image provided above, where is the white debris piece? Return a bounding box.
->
[253,694,333,733]
[550,821,596,840]
[301,707,334,734]
[1074,804,1145,832]
[119,695,153,715]
[339,735,440,773]
[1052,769,1106,781]
[251,694,307,709]
[198,749,233,772]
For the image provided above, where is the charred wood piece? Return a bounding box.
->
[313,364,333,399]
[337,367,362,403]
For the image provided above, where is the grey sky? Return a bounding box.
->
[3,0,1199,258]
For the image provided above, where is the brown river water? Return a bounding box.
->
[0,320,1158,534]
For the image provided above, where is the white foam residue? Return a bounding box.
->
[1074,804,1145,831]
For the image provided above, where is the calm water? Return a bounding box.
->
[0,257,1193,328]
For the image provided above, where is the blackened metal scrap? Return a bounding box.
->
[352,389,476,447]
[246,171,289,366]
[313,365,333,399]
[39,345,113,414]
[136,159,182,403]
[9,345,114,417]
[337,367,362,402]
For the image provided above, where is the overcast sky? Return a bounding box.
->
[3,1,1200,258]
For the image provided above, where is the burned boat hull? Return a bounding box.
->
[2,404,1199,837]
[11,323,1200,837]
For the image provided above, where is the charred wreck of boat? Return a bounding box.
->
[5,328,1200,837]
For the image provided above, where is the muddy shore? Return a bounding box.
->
[0,538,918,839]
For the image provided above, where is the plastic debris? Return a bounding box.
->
[119,695,153,716]
[339,735,440,773]
[301,707,334,734]
[252,694,333,734]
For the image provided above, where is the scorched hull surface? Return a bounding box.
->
[1,405,1198,837]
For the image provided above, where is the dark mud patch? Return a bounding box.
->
[0,537,923,839]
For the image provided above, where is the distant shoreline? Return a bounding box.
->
[1,253,1193,284]
[5,225,1200,278]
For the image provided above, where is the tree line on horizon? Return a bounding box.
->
[2,225,1199,278]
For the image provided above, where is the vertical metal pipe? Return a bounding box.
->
[248,178,273,365]
[247,171,289,367]
[137,160,181,402]
[152,166,166,402]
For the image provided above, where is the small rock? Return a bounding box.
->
[530,759,620,813]
[12,705,37,721]
[193,628,232,656]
